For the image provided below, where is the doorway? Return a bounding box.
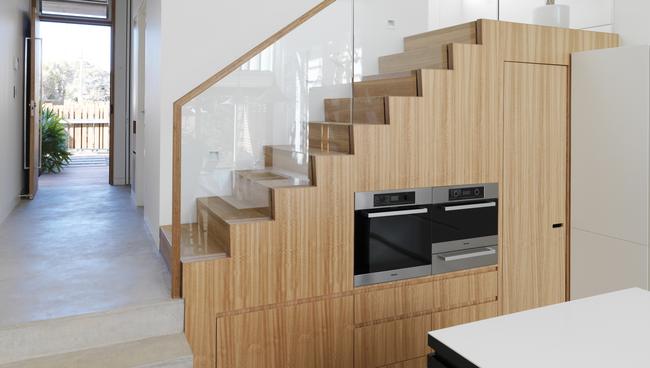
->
[23,0,127,196]
[39,21,112,187]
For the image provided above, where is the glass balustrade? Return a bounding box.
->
[179,0,353,234]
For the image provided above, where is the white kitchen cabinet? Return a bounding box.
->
[571,46,650,299]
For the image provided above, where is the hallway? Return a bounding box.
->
[0,168,170,327]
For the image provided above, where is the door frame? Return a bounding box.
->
[36,0,117,186]
[129,0,146,206]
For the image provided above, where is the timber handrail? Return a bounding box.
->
[170,0,337,298]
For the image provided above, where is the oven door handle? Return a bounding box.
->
[443,201,496,211]
[366,208,428,218]
[437,247,496,262]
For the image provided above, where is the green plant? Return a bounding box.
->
[40,107,71,173]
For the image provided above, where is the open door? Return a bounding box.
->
[24,0,42,199]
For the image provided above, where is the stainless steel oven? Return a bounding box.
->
[431,183,498,275]
[354,188,433,287]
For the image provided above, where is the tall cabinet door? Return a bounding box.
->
[502,62,568,314]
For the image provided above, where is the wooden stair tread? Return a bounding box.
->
[353,71,419,97]
[197,196,271,224]
[378,47,448,74]
[360,71,415,82]
[404,21,477,51]
[161,223,228,263]
[310,121,352,126]
[265,144,350,156]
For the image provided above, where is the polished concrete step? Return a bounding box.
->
[0,333,192,368]
[0,300,184,365]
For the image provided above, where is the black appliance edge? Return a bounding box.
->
[427,334,480,368]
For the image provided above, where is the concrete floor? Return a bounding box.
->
[0,167,171,327]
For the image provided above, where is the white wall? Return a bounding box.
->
[0,0,29,224]
[142,0,161,239]
[355,0,429,77]
[429,0,613,31]
[613,0,650,45]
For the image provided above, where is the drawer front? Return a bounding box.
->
[354,314,432,368]
[354,301,498,368]
[217,296,354,368]
[383,356,428,368]
[433,301,498,330]
[355,269,497,324]
[432,269,497,311]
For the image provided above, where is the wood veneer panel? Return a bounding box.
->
[181,19,620,368]
[378,47,447,74]
[216,296,354,368]
[432,301,498,330]
[324,97,387,124]
[354,313,432,368]
[502,62,568,314]
[382,357,428,368]
[404,21,477,51]
[354,301,498,368]
[354,269,497,325]
[499,20,619,65]
[353,72,419,97]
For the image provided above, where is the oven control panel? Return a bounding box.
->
[449,186,484,201]
[374,191,415,207]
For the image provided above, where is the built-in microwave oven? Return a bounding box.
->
[430,183,498,275]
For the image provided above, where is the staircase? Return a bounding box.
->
[165,20,479,265]
[0,300,192,367]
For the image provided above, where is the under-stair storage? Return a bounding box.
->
[166,1,619,366]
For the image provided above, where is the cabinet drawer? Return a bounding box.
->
[383,356,428,368]
[216,296,354,368]
[354,301,498,368]
[354,314,432,368]
[433,301,498,330]
[354,269,497,324]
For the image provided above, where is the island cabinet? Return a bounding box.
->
[213,267,497,368]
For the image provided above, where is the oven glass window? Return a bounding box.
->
[431,200,498,243]
[355,206,432,274]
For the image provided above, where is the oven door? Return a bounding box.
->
[431,199,498,252]
[355,205,432,286]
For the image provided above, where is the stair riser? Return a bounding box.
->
[353,73,419,97]
[0,301,184,364]
[309,123,352,154]
[324,97,388,124]
[263,146,310,174]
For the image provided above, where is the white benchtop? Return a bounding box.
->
[428,288,650,367]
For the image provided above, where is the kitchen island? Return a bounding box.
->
[427,288,650,367]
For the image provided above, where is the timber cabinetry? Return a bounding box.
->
[502,62,568,314]
[172,13,619,367]
[216,296,354,368]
